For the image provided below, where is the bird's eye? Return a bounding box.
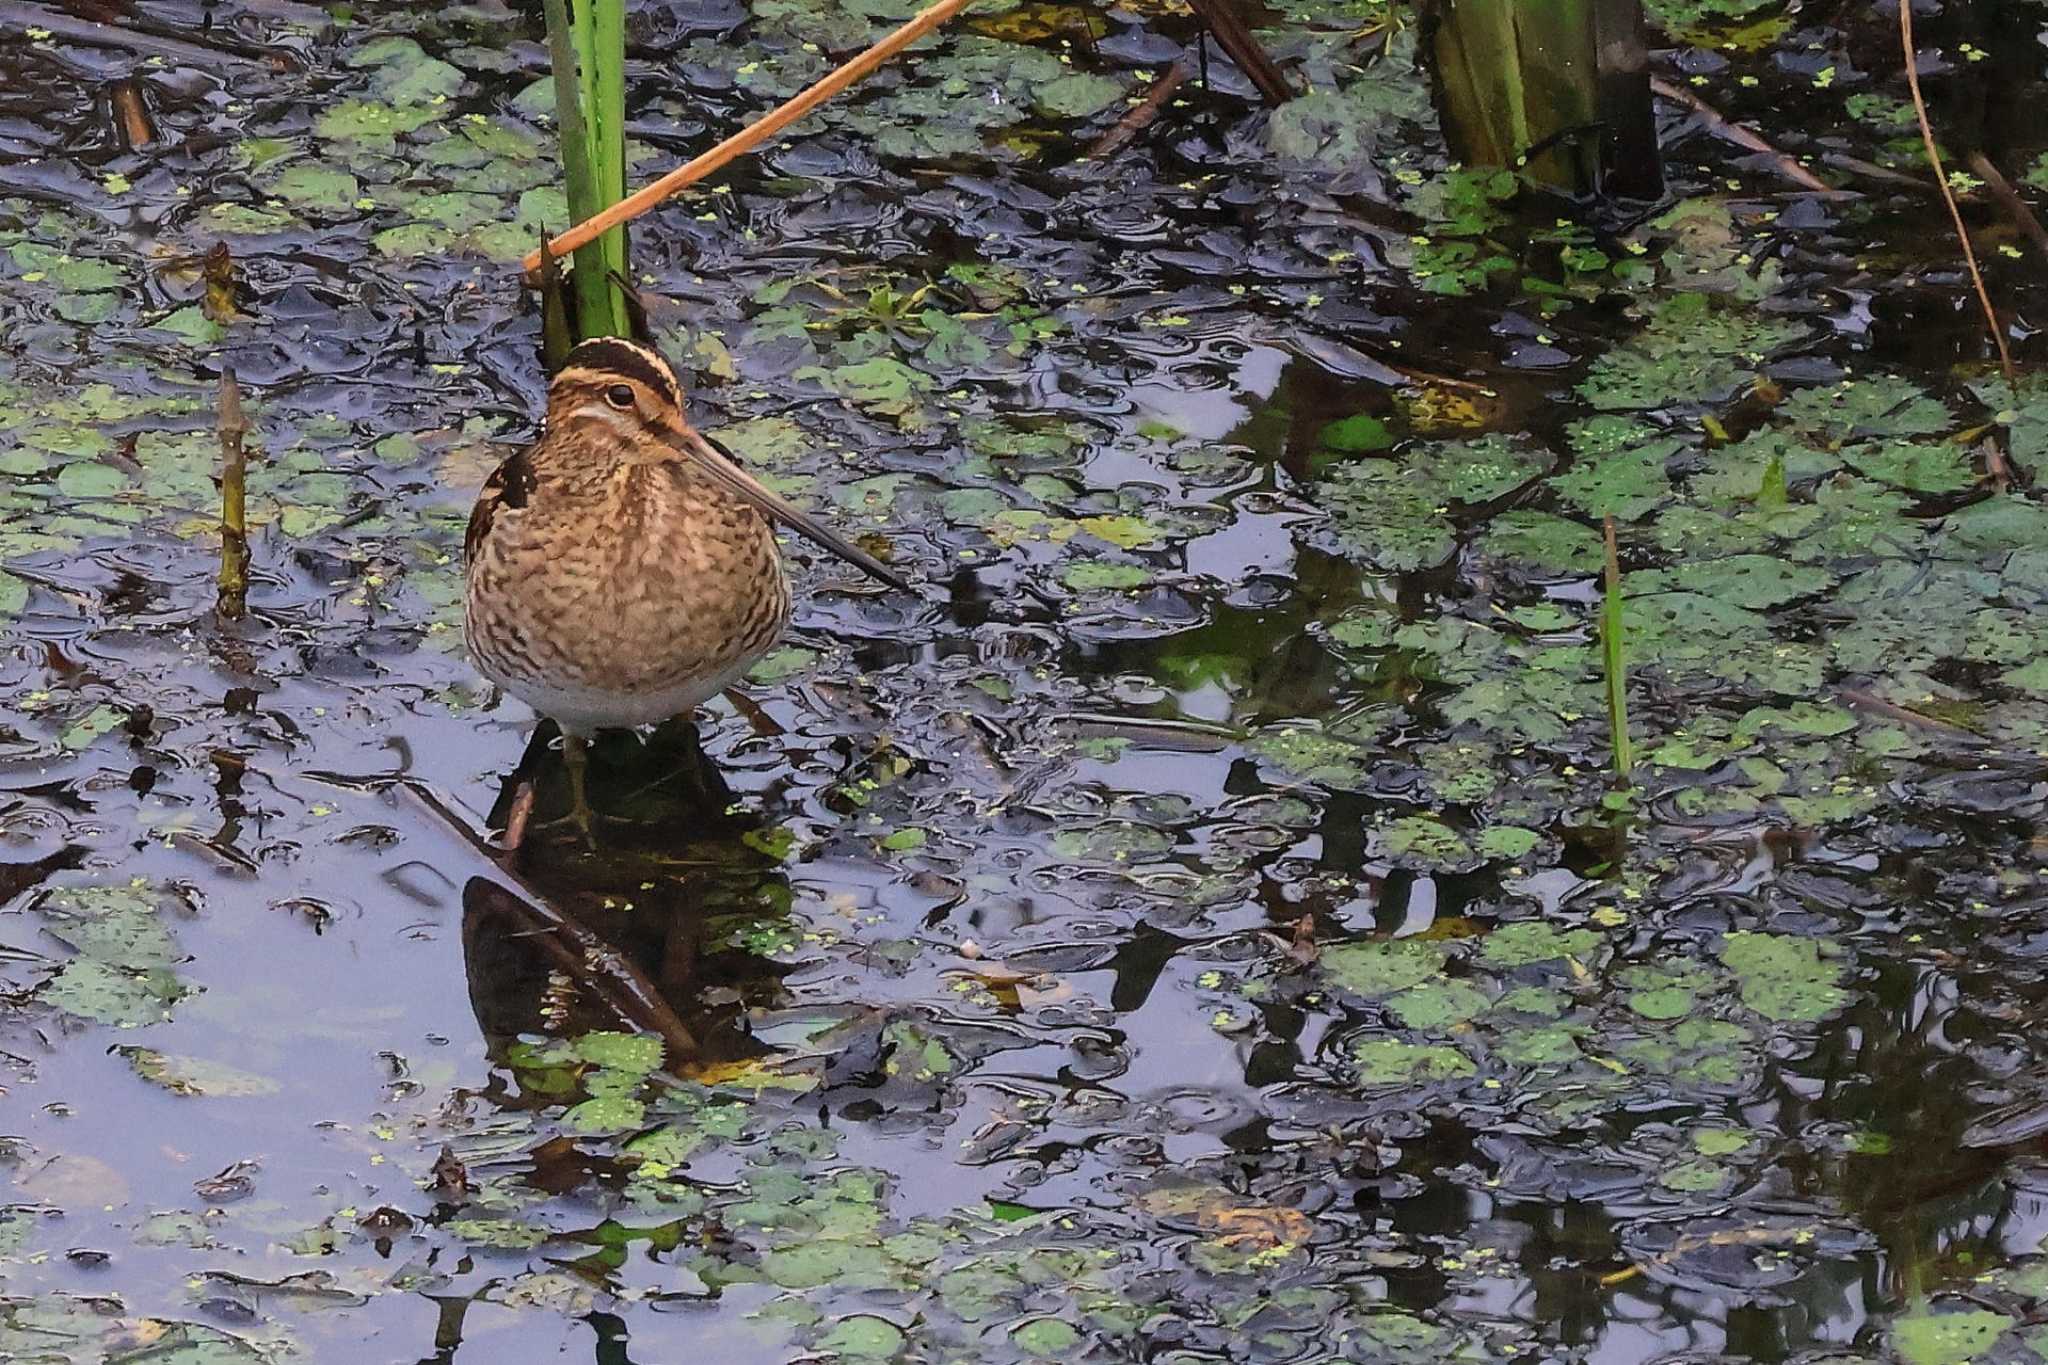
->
[604,384,635,410]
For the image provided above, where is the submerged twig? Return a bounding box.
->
[464,877,702,1059]
[1900,4,2016,388]
[1836,687,1986,740]
[0,2,276,68]
[521,0,974,274]
[1820,150,1937,193]
[216,369,249,621]
[1965,150,2048,273]
[1054,713,1238,752]
[1648,77,1836,194]
[1086,62,1189,160]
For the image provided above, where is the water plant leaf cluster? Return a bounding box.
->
[0,0,2046,1361]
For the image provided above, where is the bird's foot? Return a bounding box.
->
[567,799,597,851]
[562,731,598,850]
[529,800,611,850]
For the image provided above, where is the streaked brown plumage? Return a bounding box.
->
[464,337,907,826]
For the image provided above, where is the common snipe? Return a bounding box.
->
[464,337,908,830]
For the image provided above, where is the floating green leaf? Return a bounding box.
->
[1579,293,1806,411]
[1719,932,1848,1022]
[1481,922,1600,967]
[1323,939,1448,998]
[1890,1306,2014,1365]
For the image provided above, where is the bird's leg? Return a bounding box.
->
[562,730,596,845]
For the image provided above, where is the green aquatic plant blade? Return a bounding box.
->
[593,0,628,316]
[1602,515,1632,776]
[543,0,626,340]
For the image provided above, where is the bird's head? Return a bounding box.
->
[545,336,690,461]
[540,336,911,592]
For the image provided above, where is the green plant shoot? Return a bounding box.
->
[1602,514,1632,778]
[542,0,628,340]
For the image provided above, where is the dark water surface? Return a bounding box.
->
[3,1,2048,1361]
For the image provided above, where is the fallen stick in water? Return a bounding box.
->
[0,2,276,68]
[1966,150,2048,273]
[1649,77,1835,194]
[1184,0,1293,106]
[110,77,157,150]
[1086,62,1189,160]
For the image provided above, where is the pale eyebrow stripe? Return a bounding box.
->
[562,402,641,440]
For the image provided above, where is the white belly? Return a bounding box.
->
[490,653,763,736]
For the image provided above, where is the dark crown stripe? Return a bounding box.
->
[559,338,680,404]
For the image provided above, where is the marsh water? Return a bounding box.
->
[3,1,2048,1361]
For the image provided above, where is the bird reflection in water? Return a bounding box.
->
[457,719,792,1068]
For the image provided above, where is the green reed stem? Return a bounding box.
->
[541,0,625,340]
[1601,515,1632,779]
[1758,448,1788,508]
[592,0,628,316]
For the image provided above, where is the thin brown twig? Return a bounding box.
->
[0,1,275,68]
[1648,76,1837,193]
[520,0,973,275]
[1900,3,2016,387]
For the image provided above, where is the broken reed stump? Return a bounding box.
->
[216,368,249,621]
[536,229,573,371]
[1087,61,1191,160]
[1420,0,1663,199]
[108,77,156,149]
[201,242,239,323]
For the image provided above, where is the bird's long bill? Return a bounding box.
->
[671,428,912,593]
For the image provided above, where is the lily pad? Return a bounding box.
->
[1719,932,1848,1023]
